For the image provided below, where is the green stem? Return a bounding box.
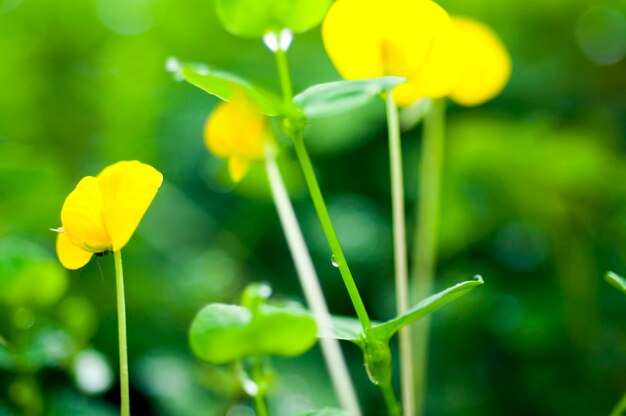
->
[253,393,269,416]
[380,380,401,416]
[411,98,446,416]
[114,250,130,416]
[386,92,413,416]
[264,147,362,416]
[271,47,371,330]
[250,358,270,416]
[610,392,626,416]
[291,135,372,329]
[274,48,293,105]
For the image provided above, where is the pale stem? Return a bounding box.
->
[411,98,446,416]
[265,147,362,416]
[114,250,130,416]
[385,92,413,416]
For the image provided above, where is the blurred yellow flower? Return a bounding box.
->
[449,17,512,107]
[322,0,464,107]
[204,98,270,182]
[54,161,163,270]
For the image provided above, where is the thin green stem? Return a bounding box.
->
[386,92,413,416]
[264,147,362,416]
[380,380,401,416]
[253,393,269,416]
[411,98,446,416]
[291,135,371,329]
[274,48,293,104]
[610,392,626,416]
[114,250,130,416]
[250,358,270,416]
[271,47,371,330]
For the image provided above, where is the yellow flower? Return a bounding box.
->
[204,98,270,182]
[449,17,512,107]
[54,161,163,270]
[322,0,464,107]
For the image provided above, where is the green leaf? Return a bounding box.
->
[606,271,626,295]
[215,0,332,38]
[293,77,406,119]
[371,276,485,340]
[295,409,349,416]
[317,315,363,344]
[167,58,284,116]
[190,303,317,364]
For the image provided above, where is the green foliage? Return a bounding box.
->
[169,59,404,126]
[370,276,484,340]
[189,302,317,364]
[294,77,406,119]
[2,0,626,413]
[0,237,67,308]
[319,276,484,343]
[215,0,332,38]
[167,58,286,116]
[606,272,626,295]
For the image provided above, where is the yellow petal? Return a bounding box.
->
[379,0,440,78]
[322,0,387,79]
[228,157,251,182]
[97,161,163,252]
[204,99,267,163]
[61,176,111,252]
[56,232,94,270]
[323,0,462,106]
[393,2,466,105]
[449,17,512,106]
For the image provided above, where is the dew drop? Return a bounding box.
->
[331,255,339,268]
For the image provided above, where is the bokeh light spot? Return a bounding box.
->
[73,350,113,395]
[576,6,626,65]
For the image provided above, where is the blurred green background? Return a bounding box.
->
[1,0,626,414]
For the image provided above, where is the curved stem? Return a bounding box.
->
[380,380,401,416]
[265,147,362,416]
[291,135,372,329]
[411,98,446,416]
[114,250,130,416]
[385,93,413,416]
[271,47,371,330]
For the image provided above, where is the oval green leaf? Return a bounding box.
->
[215,0,332,38]
[167,58,284,116]
[190,303,317,364]
[293,77,406,119]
